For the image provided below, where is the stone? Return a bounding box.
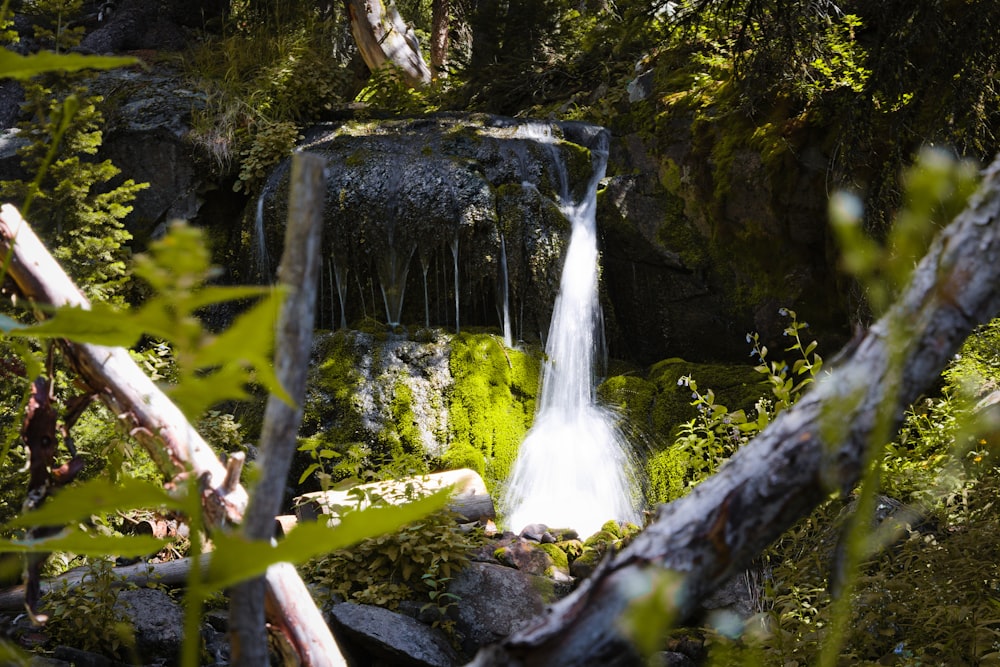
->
[115,587,184,663]
[328,602,460,667]
[446,562,549,656]
[493,541,554,577]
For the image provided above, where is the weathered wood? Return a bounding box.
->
[344,0,432,87]
[468,156,1000,666]
[0,556,208,611]
[0,202,340,666]
[295,468,496,524]
[230,152,338,666]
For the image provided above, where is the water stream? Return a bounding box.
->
[502,127,642,538]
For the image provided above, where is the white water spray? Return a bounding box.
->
[503,127,642,539]
[499,234,513,348]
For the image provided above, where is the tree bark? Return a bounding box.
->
[430,0,450,76]
[467,155,1000,666]
[344,0,432,87]
[0,202,343,666]
[230,152,333,665]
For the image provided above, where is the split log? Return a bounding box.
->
[0,556,208,611]
[468,156,1000,667]
[0,202,344,666]
[344,0,432,88]
[295,468,496,524]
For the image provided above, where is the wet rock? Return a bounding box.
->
[493,541,555,577]
[328,602,460,667]
[257,115,602,335]
[446,562,549,656]
[115,587,184,663]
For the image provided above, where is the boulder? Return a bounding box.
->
[115,587,184,663]
[256,115,602,335]
[445,562,550,656]
[328,602,460,667]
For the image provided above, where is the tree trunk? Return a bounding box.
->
[230,153,333,665]
[0,202,345,666]
[344,0,432,87]
[467,154,1000,666]
[430,0,450,76]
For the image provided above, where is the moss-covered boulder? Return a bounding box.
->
[298,330,540,495]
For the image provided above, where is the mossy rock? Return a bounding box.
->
[537,542,570,578]
[599,357,762,442]
[569,546,605,579]
[447,333,541,494]
[556,539,584,562]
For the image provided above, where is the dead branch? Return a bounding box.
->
[0,201,343,666]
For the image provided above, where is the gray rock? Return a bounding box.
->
[328,602,460,667]
[446,562,549,656]
[257,115,601,335]
[115,587,184,662]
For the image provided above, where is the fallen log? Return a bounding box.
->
[0,556,208,611]
[0,201,345,666]
[344,0,432,88]
[294,468,496,524]
[468,155,1000,666]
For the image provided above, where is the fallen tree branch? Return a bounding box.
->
[468,156,1000,667]
[0,555,208,611]
[0,202,343,665]
[344,0,432,88]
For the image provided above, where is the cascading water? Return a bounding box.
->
[502,126,642,539]
[499,234,513,348]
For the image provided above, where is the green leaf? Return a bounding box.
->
[0,50,137,80]
[204,489,450,592]
[0,529,164,557]
[7,303,142,347]
[4,477,185,529]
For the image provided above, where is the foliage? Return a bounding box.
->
[354,63,439,115]
[649,309,823,503]
[183,1,351,190]
[830,148,980,316]
[0,0,146,303]
[43,559,137,660]
[303,493,477,634]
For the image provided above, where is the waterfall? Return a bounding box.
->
[450,236,460,333]
[332,256,349,329]
[254,194,271,280]
[499,234,513,347]
[502,127,642,539]
[419,248,431,329]
[376,243,415,327]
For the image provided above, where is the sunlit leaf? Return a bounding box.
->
[4,477,185,529]
[204,489,450,591]
[0,529,163,557]
[7,303,141,347]
[0,50,136,80]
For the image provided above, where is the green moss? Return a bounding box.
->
[373,380,429,477]
[439,443,487,478]
[447,333,541,494]
[599,520,623,540]
[556,539,584,561]
[647,446,692,505]
[538,542,570,577]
